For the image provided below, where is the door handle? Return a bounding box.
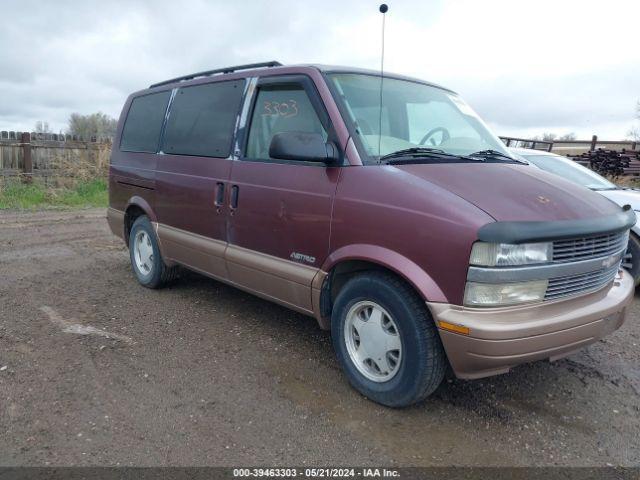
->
[215,182,225,214]
[215,182,225,205]
[230,185,239,211]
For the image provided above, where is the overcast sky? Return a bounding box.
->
[2,0,639,140]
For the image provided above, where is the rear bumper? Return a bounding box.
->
[428,270,634,379]
[107,207,125,242]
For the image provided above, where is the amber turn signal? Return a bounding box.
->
[438,321,470,335]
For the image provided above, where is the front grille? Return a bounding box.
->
[466,229,630,305]
[553,231,628,263]
[545,263,620,301]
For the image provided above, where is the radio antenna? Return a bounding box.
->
[377,3,388,161]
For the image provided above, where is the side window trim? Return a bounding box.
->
[232,77,258,159]
[157,88,178,155]
[322,72,373,166]
[255,75,331,130]
[239,74,336,165]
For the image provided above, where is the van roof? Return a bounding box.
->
[147,61,455,94]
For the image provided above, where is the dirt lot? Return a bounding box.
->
[0,209,639,467]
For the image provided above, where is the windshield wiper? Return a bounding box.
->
[380,147,483,164]
[380,147,447,159]
[469,149,527,164]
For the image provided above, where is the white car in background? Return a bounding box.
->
[511,147,640,285]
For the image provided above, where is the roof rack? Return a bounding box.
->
[149,61,283,88]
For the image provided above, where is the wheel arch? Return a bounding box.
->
[124,196,157,247]
[314,244,447,329]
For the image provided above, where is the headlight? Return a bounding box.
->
[464,280,548,307]
[470,242,552,267]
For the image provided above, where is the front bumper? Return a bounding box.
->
[428,269,634,379]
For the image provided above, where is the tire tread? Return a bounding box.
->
[376,272,446,404]
[129,216,179,289]
[332,270,446,407]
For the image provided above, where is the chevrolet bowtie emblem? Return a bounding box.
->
[602,255,618,268]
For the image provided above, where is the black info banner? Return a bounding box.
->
[0,467,638,480]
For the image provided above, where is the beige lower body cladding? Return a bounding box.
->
[429,270,634,379]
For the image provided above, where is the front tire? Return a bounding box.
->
[331,271,446,407]
[624,232,640,287]
[129,216,178,288]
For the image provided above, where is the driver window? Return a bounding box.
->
[246,85,327,160]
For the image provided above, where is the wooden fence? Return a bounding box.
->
[500,135,638,156]
[0,130,112,143]
[500,134,640,175]
[0,131,111,185]
[551,136,638,156]
[499,136,554,151]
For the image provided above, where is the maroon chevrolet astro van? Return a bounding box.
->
[107,61,635,407]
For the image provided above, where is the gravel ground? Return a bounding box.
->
[0,209,639,467]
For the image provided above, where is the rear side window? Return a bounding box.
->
[120,91,171,153]
[162,80,245,158]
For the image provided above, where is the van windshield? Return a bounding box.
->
[328,73,512,163]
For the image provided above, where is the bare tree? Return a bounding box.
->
[34,121,52,134]
[534,132,576,142]
[541,132,557,141]
[558,132,577,141]
[628,100,640,141]
[67,112,117,140]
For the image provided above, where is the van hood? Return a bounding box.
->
[395,163,622,222]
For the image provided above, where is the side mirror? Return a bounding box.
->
[269,132,339,164]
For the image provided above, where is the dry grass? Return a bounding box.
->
[610,175,640,188]
[0,144,111,209]
[46,143,110,188]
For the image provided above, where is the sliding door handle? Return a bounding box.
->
[230,185,239,210]
[215,182,225,205]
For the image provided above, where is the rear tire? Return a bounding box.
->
[331,271,446,407]
[129,216,178,289]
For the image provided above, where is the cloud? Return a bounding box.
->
[0,0,638,139]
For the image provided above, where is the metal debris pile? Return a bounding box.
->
[568,149,640,177]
